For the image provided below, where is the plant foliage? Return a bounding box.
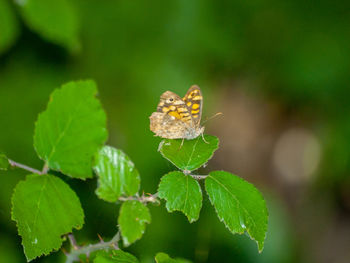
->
[159,135,219,171]
[16,0,80,51]
[118,200,151,246]
[94,146,140,202]
[158,171,202,223]
[205,171,268,252]
[11,174,84,261]
[4,80,267,262]
[34,80,107,179]
[94,250,139,263]
[0,153,9,170]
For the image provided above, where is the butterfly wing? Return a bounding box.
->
[183,85,202,127]
[156,91,193,125]
[150,112,189,139]
[149,87,203,139]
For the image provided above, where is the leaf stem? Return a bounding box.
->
[42,163,49,174]
[8,159,44,175]
[191,174,208,180]
[65,231,120,263]
[118,192,159,204]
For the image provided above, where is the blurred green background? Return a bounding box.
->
[1,0,350,262]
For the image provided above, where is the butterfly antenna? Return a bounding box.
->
[202,112,223,125]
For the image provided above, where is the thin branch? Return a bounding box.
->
[67,233,79,250]
[118,192,159,204]
[8,159,43,175]
[65,231,120,263]
[191,174,208,180]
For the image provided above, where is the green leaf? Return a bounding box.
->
[93,146,140,202]
[118,200,151,246]
[159,135,219,171]
[155,253,177,263]
[11,174,84,261]
[16,0,80,51]
[94,250,139,263]
[205,171,268,252]
[34,80,107,179]
[0,0,20,55]
[158,171,202,223]
[0,153,9,170]
[155,252,191,263]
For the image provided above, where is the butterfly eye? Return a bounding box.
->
[169,98,174,102]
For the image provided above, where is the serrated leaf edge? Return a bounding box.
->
[158,171,203,223]
[205,171,268,252]
[11,174,85,261]
[119,200,151,247]
[33,79,107,180]
[93,146,141,203]
[159,135,219,172]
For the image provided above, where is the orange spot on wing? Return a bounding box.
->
[178,107,187,112]
[192,104,199,109]
[169,111,181,119]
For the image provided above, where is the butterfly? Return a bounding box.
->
[149,85,205,140]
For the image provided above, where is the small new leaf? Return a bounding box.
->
[205,171,268,252]
[94,250,139,263]
[155,252,191,263]
[94,146,140,202]
[0,153,9,170]
[34,80,108,179]
[158,171,202,223]
[159,135,219,171]
[118,200,151,246]
[11,174,84,261]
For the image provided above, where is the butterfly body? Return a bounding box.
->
[150,85,204,139]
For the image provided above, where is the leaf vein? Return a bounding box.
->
[208,175,257,230]
[183,175,189,212]
[32,176,48,237]
[185,137,200,169]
